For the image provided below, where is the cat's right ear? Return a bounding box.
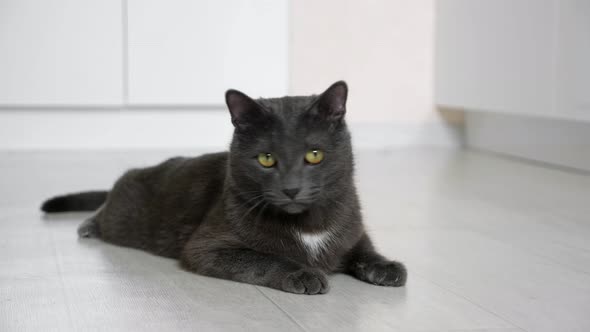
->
[316,81,348,122]
[225,89,265,130]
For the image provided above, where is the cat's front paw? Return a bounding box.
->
[358,261,407,287]
[281,268,329,295]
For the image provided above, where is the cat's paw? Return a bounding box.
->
[77,218,99,238]
[281,268,329,295]
[359,261,407,287]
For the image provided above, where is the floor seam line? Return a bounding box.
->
[254,286,309,332]
[49,227,76,330]
[413,272,529,332]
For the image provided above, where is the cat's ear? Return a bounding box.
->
[225,89,266,130]
[317,81,348,121]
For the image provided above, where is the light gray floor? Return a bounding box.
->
[1,148,590,332]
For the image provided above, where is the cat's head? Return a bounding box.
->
[226,81,354,215]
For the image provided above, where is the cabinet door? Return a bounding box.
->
[556,0,590,122]
[0,0,123,105]
[127,0,288,105]
[435,0,556,117]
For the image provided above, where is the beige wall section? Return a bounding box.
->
[289,0,437,124]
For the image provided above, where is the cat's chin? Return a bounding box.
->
[280,203,308,215]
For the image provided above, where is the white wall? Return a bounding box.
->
[290,0,441,124]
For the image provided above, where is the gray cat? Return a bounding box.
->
[41,81,407,295]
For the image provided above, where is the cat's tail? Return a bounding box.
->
[40,191,109,213]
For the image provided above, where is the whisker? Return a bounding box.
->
[234,194,264,210]
[329,197,348,211]
[239,197,266,223]
[234,189,271,195]
[253,201,270,223]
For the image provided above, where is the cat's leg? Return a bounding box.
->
[344,233,407,287]
[181,243,329,295]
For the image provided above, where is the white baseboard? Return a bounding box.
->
[0,110,233,150]
[466,111,590,172]
[0,110,463,150]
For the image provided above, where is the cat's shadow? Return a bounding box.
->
[46,214,408,326]
[41,211,93,221]
[81,239,408,325]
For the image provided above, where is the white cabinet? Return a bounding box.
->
[435,0,555,117]
[436,0,590,122]
[556,0,590,121]
[0,0,288,107]
[127,0,288,105]
[0,0,123,105]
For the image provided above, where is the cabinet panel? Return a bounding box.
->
[435,0,556,117]
[556,0,590,122]
[127,0,288,105]
[0,0,123,104]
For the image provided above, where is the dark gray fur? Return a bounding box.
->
[41,81,407,294]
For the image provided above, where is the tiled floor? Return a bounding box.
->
[1,148,589,332]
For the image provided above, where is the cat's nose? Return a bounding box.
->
[282,188,300,199]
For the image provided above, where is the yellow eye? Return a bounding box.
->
[305,150,324,164]
[257,153,276,167]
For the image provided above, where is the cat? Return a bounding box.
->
[41,81,407,295]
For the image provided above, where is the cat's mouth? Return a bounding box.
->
[278,202,308,214]
[264,193,317,214]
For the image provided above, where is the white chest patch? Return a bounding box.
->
[298,231,334,260]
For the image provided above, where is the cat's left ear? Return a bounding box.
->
[225,89,266,130]
[317,81,348,121]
